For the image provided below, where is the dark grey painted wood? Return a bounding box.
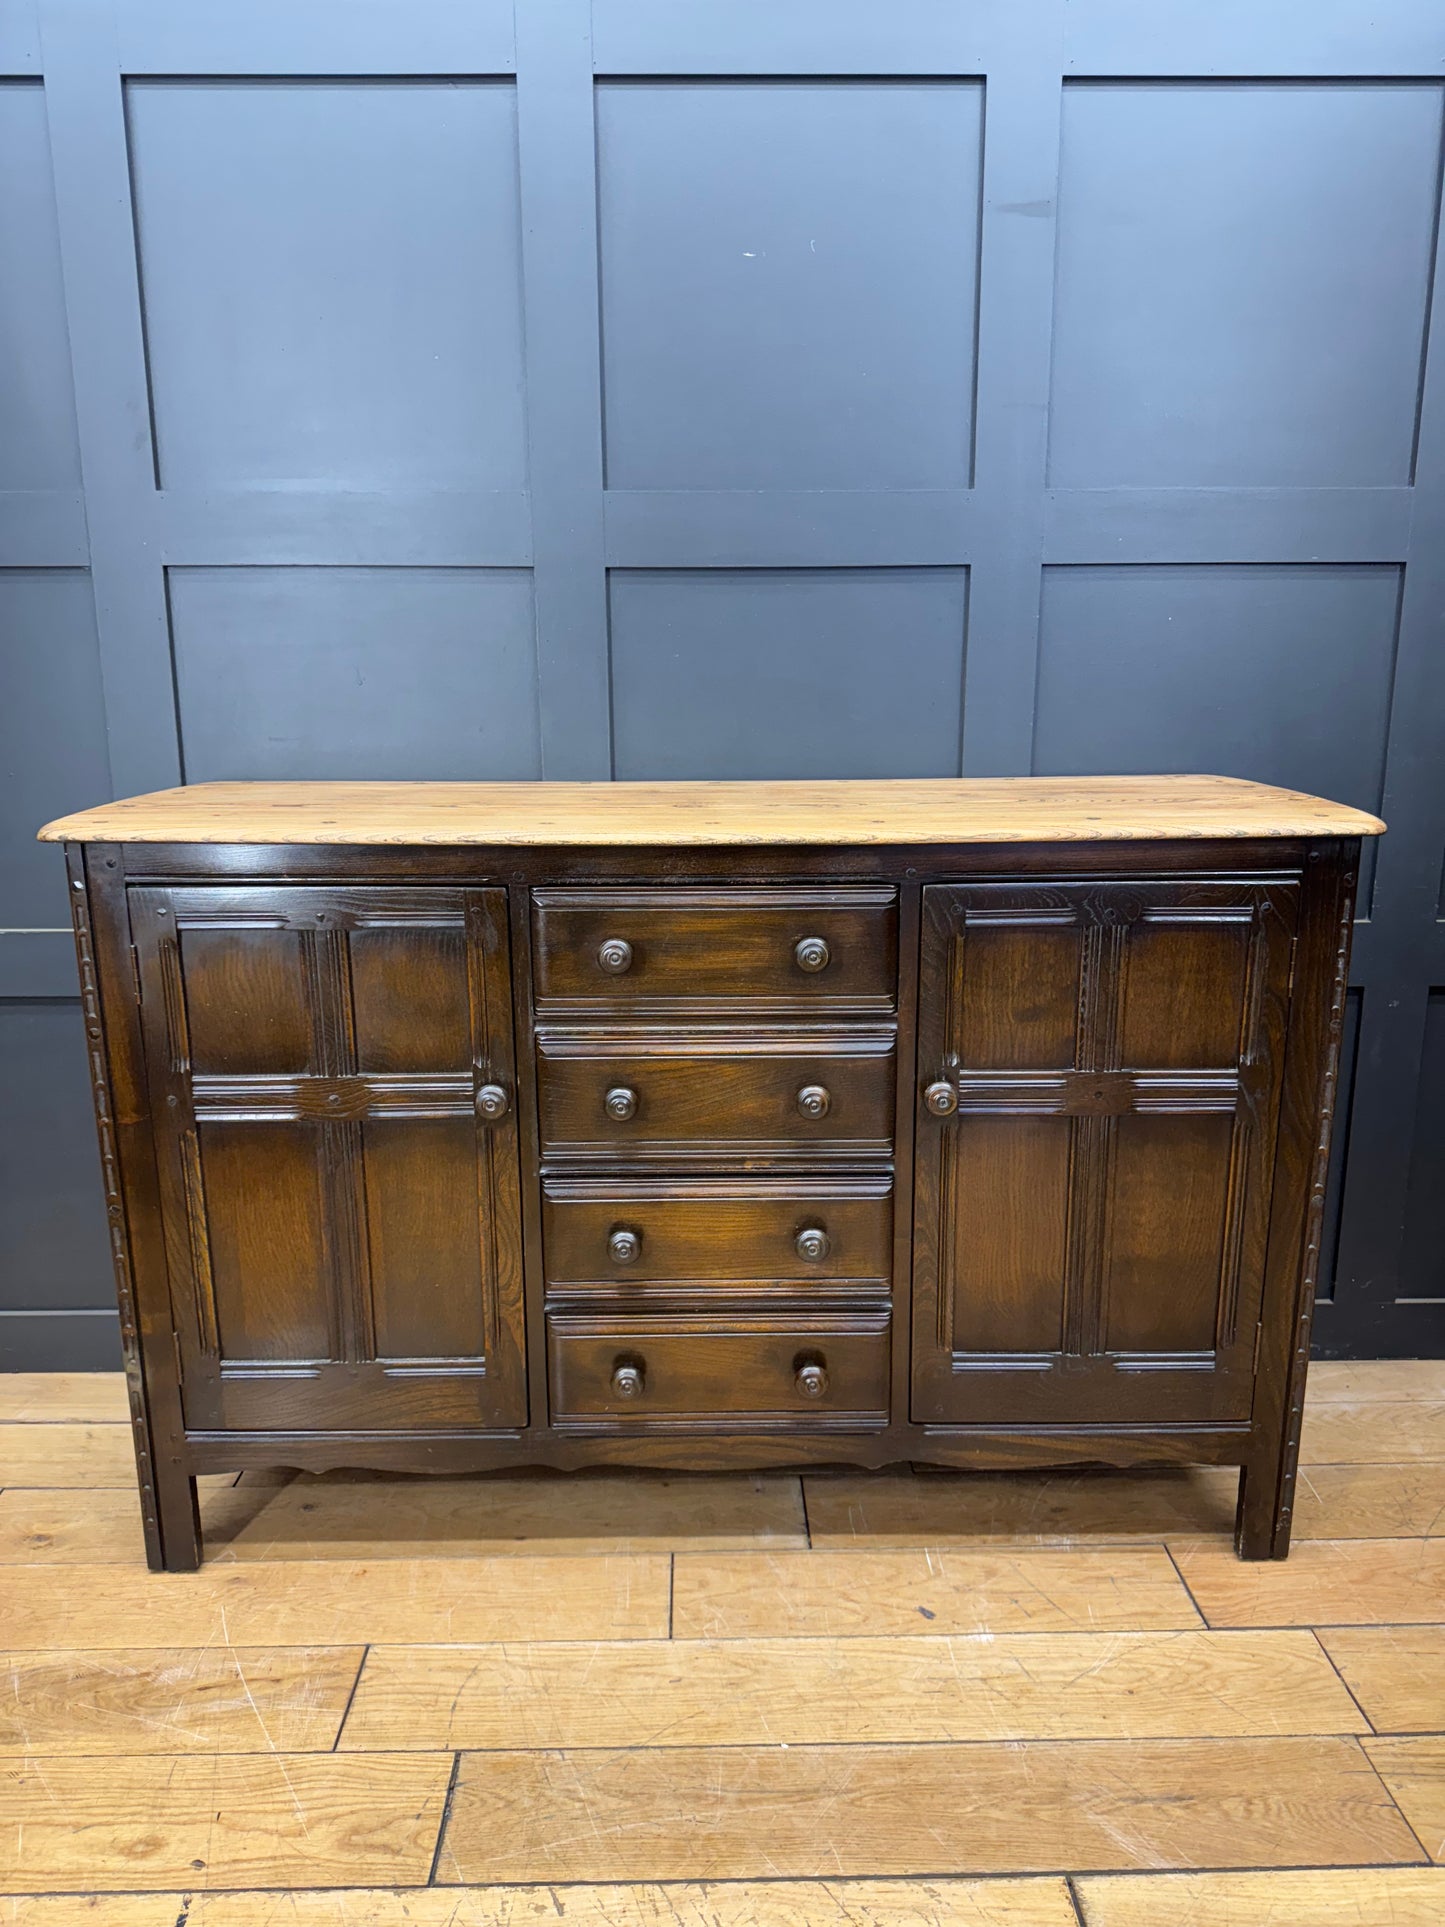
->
[0,80,80,489]
[0,571,110,929]
[1048,82,1441,487]
[126,78,528,492]
[169,566,542,782]
[0,1004,110,1319]
[609,568,968,779]
[1,0,1442,1363]
[596,79,982,489]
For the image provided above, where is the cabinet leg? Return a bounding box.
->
[1235,1456,1292,1562]
[146,1466,202,1573]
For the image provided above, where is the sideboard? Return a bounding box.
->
[40,775,1383,1569]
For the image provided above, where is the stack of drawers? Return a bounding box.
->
[531,886,900,1432]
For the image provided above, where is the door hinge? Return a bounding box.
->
[130,944,143,1004]
[1253,1322,1264,1373]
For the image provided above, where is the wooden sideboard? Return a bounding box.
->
[40,776,1383,1570]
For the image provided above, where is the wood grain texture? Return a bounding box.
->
[0,1484,266,1564]
[1308,1362,1445,1403]
[1302,1401,1445,1463]
[0,1646,363,1753]
[0,1555,669,1648]
[0,1752,452,1892]
[671,1547,1202,1636]
[0,1880,1080,1925]
[1075,1868,1445,1926]
[37,775,1385,845]
[437,1737,1421,1881]
[207,1470,807,1558]
[0,1423,169,1489]
[1320,1628,1445,1732]
[0,1375,131,1423]
[339,1631,1364,1750]
[804,1469,1241,1547]
[806,1462,1445,1547]
[1170,1540,1445,1627]
[1363,1738,1445,1862]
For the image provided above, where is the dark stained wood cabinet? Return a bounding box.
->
[40,776,1381,1570]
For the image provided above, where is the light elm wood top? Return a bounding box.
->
[38,776,1384,846]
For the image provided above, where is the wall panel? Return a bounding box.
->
[1,0,1441,1361]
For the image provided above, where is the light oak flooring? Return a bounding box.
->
[0,1363,1442,1923]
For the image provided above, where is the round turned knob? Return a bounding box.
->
[795,1360,829,1400]
[607,1226,642,1265]
[794,936,831,974]
[796,1083,831,1120]
[597,937,633,975]
[924,1080,959,1117]
[610,1361,645,1400]
[604,1085,637,1121]
[475,1083,510,1122]
[795,1225,831,1263]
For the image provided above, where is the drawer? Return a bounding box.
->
[543,1176,892,1299]
[532,888,897,1015]
[536,1031,896,1163]
[547,1311,891,1429]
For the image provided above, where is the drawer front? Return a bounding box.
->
[543,1177,892,1298]
[532,888,897,1015]
[536,1032,896,1162]
[548,1312,890,1428]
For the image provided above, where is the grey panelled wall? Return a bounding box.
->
[1,1,1443,1366]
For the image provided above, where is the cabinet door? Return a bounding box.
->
[912,875,1298,1425]
[133,885,525,1432]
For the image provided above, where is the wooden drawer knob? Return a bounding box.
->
[795,1225,831,1263]
[795,1359,829,1400]
[607,1226,642,1265]
[796,1083,831,1120]
[475,1082,510,1122]
[597,937,633,975]
[924,1080,958,1117]
[604,1086,638,1121]
[611,1360,645,1400]
[794,936,831,973]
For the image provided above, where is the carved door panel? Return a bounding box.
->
[912,875,1299,1425]
[132,886,525,1432]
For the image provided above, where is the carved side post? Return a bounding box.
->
[1237,839,1358,1560]
[68,844,200,1571]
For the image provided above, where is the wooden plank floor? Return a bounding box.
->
[0,1362,1442,1923]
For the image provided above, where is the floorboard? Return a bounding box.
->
[0,1358,1440,1910]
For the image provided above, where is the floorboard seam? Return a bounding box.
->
[426,1751,463,1886]
[331,1641,370,1749]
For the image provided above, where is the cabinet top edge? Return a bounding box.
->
[38,776,1385,847]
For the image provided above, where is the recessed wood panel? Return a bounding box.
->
[609,570,967,780]
[955,924,1081,1070]
[1120,919,1250,1070]
[596,80,981,489]
[1049,82,1442,485]
[948,1117,1070,1355]
[364,1117,486,1362]
[1104,1114,1232,1354]
[169,567,541,783]
[197,1122,329,1363]
[350,924,471,1074]
[177,926,312,1075]
[0,84,80,488]
[126,78,526,489]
